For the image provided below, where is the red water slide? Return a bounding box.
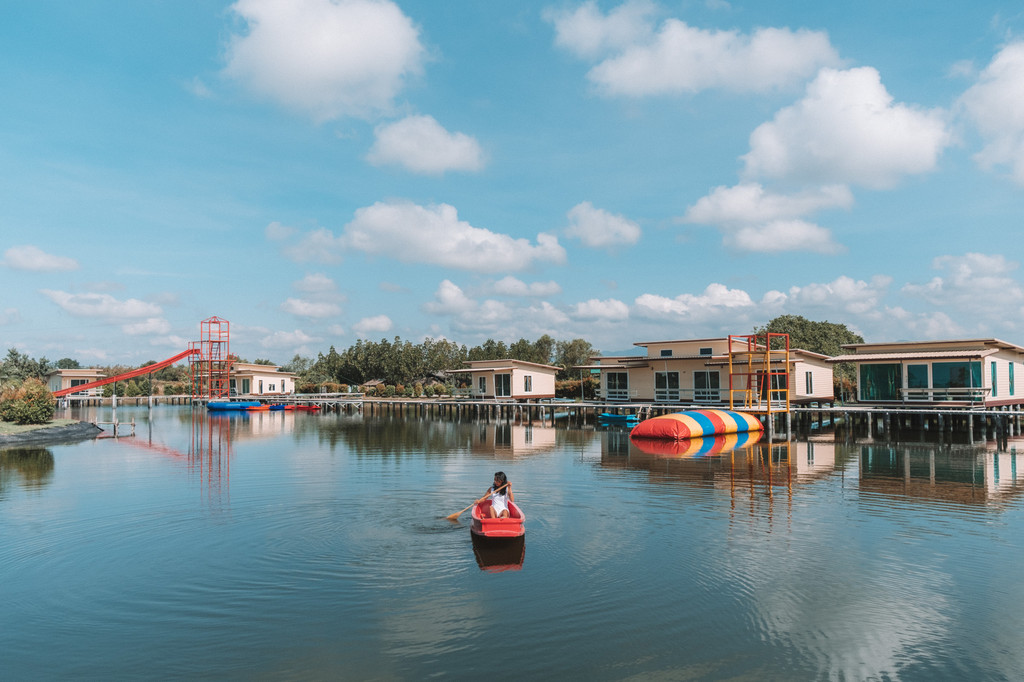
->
[52,348,199,398]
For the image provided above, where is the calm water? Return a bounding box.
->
[3,406,1024,681]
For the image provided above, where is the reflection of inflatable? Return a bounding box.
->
[630,409,762,440]
[471,534,525,572]
[630,429,760,457]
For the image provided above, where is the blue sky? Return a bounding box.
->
[3,0,1024,366]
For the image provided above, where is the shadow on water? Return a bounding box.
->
[0,446,55,494]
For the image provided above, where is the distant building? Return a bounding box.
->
[46,368,106,396]
[830,338,1024,407]
[230,362,297,396]
[579,337,834,405]
[453,359,559,401]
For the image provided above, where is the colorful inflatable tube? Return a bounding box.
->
[629,409,763,441]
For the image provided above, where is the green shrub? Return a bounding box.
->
[0,378,56,425]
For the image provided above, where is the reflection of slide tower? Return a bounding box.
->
[189,316,232,400]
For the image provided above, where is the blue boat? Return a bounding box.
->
[207,401,262,411]
[598,413,640,424]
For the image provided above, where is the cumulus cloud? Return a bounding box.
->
[40,290,162,319]
[549,2,840,96]
[260,329,319,349]
[353,314,393,336]
[683,183,850,253]
[957,42,1024,184]
[903,253,1024,314]
[634,283,755,319]
[367,115,485,175]
[280,297,342,318]
[573,298,630,321]
[122,318,172,335]
[786,275,892,315]
[2,245,78,272]
[743,67,951,188]
[491,276,562,297]
[546,0,658,59]
[293,273,337,293]
[564,201,641,247]
[281,227,347,264]
[265,221,296,241]
[423,280,477,315]
[340,201,566,272]
[224,0,424,121]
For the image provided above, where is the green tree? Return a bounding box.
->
[55,357,81,369]
[554,339,597,380]
[0,378,55,425]
[754,315,864,399]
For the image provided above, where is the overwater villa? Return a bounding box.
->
[229,362,297,397]
[830,338,1024,408]
[46,368,106,396]
[452,359,559,401]
[578,337,834,406]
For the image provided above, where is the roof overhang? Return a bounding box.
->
[827,349,999,363]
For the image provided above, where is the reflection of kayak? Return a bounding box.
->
[207,401,261,411]
[294,405,321,411]
[471,533,525,572]
[599,413,639,424]
[471,500,525,538]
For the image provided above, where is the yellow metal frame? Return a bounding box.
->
[727,333,791,416]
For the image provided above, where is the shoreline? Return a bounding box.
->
[0,421,102,447]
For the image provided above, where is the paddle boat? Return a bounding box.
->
[598,412,640,425]
[471,500,526,538]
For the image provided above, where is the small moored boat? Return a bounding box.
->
[207,401,261,411]
[471,500,526,538]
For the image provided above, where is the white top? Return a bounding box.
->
[489,487,509,515]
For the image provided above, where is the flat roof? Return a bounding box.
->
[829,349,999,362]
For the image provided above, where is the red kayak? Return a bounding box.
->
[471,500,525,538]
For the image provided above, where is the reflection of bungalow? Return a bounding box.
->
[454,359,558,400]
[830,339,1024,407]
[468,422,559,457]
[230,362,297,396]
[579,337,834,405]
[46,368,106,396]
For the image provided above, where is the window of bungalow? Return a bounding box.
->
[991,362,998,398]
[606,372,629,400]
[1010,362,1015,396]
[660,349,672,357]
[495,373,511,397]
[694,371,720,402]
[859,364,901,401]
[478,376,487,393]
[907,364,928,401]
[931,361,981,402]
[655,371,680,401]
[699,347,713,356]
[524,375,532,392]
[805,371,813,395]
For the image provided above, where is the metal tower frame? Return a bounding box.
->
[727,333,790,416]
[189,316,232,400]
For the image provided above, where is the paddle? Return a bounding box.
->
[447,483,508,521]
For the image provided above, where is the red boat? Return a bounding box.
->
[471,500,526,538]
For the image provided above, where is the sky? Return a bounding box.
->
[3,0,1024,366]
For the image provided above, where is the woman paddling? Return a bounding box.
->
[485,471,514,518]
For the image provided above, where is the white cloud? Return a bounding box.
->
[367,115,485,175]
[634,283,755,319]
[564,201,641,247]
[122,318,172,335]
[341,201,566,272]
[903,253,1024,311]
[2,245,78,272]
[683,183,850,253]
[224,0,424,121]
[265,221,296,241]
[40,290,162,319]
[423,280,476,315]
[280,297,342,318]
[787,275,891,315]
[546,0,658,59]
[260,329,320,349]
[293,273,337,293]
[957,42,1024,184]
[282,227,347,264]
[551,2,840,97]
[743,67,951,189]
[353,314,393,336]
[573,298,630,321]
[491,276,562,297]
[0,308,20,325]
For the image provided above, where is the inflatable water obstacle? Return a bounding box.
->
[629,409,763,441]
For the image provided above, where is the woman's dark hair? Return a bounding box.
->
[493,471,509,496]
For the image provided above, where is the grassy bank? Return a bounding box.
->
[0,419,78,436]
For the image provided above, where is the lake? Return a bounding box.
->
[2,404,1023,680]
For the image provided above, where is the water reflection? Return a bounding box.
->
[471,535,526,572]
[0,447,55,494]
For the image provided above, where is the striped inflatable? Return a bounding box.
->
[631,429,760,457]
[629,409,763,441]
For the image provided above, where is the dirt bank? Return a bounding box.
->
[0,421,103,447]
